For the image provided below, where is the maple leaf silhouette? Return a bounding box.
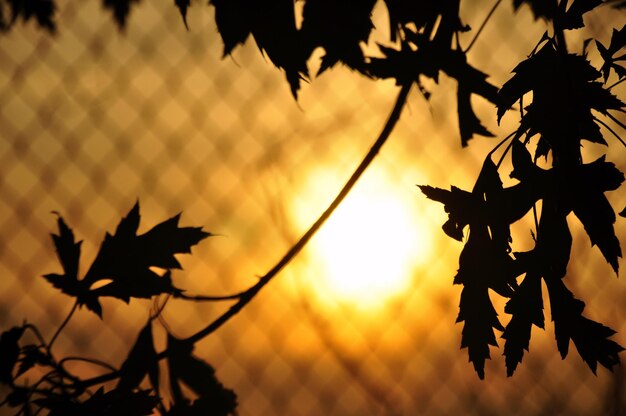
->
[422,159,534,377]
[498,43,625,159]
[103,0,140,30]
[546,278,624,373]
[174,0,190,29]
[596,25,626,82]
[300,0,376,74]
[210,0,308,97]
[43,202,211,317]
[1,0,56,33]
[570,157,624,273]
[167,334,237,415]
[502,266,544,376]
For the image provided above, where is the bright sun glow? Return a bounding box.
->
[291,167,433,309]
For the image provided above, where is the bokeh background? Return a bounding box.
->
[1,1,625,415]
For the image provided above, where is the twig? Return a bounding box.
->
[604,111,626,132]
[595,115,626,148]
[487,130,517,159]
[185,82,413,344]
[48,301,78,351]
[463,0,503,53]
[175,292,244,301]
[607,77,626,91]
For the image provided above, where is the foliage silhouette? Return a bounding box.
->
[1,0,626,414]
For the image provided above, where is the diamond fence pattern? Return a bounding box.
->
[0,2,625,415]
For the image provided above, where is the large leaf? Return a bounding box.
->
[44,202,211,317]
[300,0,377,74]
[211,0,307,97]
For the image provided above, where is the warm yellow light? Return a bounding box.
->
[291,167,432,310]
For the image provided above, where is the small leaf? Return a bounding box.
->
[9,0,56,33]
[503,269,544,376]
[103,0,140,30]
[457,83,494,147]
[457,285,503,380]
[0,325,25,384]
[174,0,190,29]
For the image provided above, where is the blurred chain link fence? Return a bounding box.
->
[1,1,625,415]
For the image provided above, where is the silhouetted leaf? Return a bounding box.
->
[117,321,159,393]
[499,43,624,159]
[503,267,544,376]
[210,0,249,55]
[458,83,494,146]
[546,278,623,373]
[167,334,237,415]
[5,0,56,33]
[103,0,140,30]
[43,203,210,317]
[383,1,445,41]
[300,0,376,74]
[82,202,210,305]
[512,0,557,21]
[174,0,190,29]
[42,215,83,299]
[457,285,503,379]
[596,25,626,82]
[571,157,624,273]
[210,0,307,97]
[16,344,50,377]
[0,325,25,384]
[419,184,474,241]
[561,0,603,30]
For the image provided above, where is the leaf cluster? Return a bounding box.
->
[1,205,237,415]
[423,7,626,377]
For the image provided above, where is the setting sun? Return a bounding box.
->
[290,166,433,309]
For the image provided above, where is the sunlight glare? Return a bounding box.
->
[291,167,433,309]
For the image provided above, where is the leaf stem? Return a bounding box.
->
[607,77,626,90]
[594,115,626,148]
[463,0,503,53]
[604,111,626,132]
[487,130,517,159]
[59,356,117,372]
[185,82,413,344]
[48,301,78,351]
[175,292,244,301]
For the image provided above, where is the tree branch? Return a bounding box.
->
[185,82,413,344]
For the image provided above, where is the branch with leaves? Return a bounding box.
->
[2,2,626,416]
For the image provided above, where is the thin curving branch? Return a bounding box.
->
[184,82,413,344]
